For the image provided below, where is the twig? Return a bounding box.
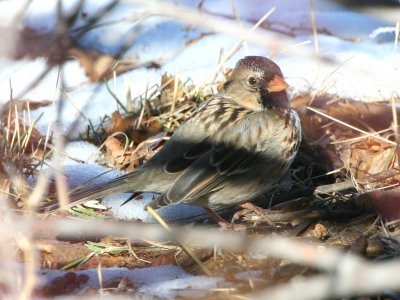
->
[147,206,212,276]
[53,67,69,210]
[167,68,180,131]
[122,0,314,59]
[391,22,400,167]
[202,7,276,87]
[12,216,400,298]
[307,106,397,146]
[309,0,320,60]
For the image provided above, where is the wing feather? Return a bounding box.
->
[153,112,268,206]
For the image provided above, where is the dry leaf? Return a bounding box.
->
[69,48,138,82]
[104,137,140,171]
[106,111,163,145]
[160,73,185,102]
[337,138,396,178]
[356,189,400,223]
[326,100,400,132]
[106,111,136,134]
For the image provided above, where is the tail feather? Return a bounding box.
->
[40,172,140,212]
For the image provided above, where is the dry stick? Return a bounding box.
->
[309,0,320,59]
[125,0,300,55]
[307,55,355,107]
[202,7,276,88]
[27,75,61,209]
[28,172,51,210]
[6,85,12,155]
[41,101,55,168]
[391,22,400,168]
[127,239,151,264]
[19,234,39,300]
[229,0,248,53]
[307,106,397,146]
[330,128,392,145]
[19,215,400,274]
[97,261,104,297]
[278,40,311,55]
[53,67,69,210]
[380,217,390,238]
[14,67,53,100]
[14,105,21,152]
[124,74,132,112]
[21,102,32,154]
[26,217,400,299]
[136,79,148,130]
[308,0,323,114]
[146,206,212,276]
[167,68,180,130]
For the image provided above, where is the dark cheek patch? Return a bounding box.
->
[223,80,233,90]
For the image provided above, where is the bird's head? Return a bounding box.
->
[223,56,289,111]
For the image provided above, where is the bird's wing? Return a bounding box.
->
[162,95,253,174]
[39,97,234,212]
[150,112,267,208]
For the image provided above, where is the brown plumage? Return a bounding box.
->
[43,56,301,214]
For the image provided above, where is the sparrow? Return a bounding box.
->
[43,56,301,221]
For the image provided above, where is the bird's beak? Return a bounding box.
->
[267,74,289,92]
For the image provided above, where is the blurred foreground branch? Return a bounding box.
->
[122,0,315,58]
[6,215,400,299]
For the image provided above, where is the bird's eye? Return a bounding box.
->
[247,76,257,86]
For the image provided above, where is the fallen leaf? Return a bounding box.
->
[356,188,400,223]
[104,137,140,171]
[69,48,140,82]
[106,111,163,145]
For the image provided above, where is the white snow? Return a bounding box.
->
[64,141,100,165]
[38,264,226,298]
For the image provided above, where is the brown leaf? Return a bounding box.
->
[293,92,400,180]
[69,49,138,82]
[356,188,400,223]
[350,236,368,255]
[1,99,52,116]
[38,238,147,270]
[366,238,386,258]
[105,111,135,134]
[106,111,163,145]
[38,239,92,269]
[160,73,185,102]
[337,138,396,178]
[35,272,90,298]
[126,118,163,145]
[150,250,177,267]
[176,247,213,274]
[326,100,400,132]
[104,137,140,171]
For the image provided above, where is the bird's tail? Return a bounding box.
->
[39,172,140,212]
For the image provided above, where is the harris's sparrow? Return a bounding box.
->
[43,56,302,221]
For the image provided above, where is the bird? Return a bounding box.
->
[42,56,301,224]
